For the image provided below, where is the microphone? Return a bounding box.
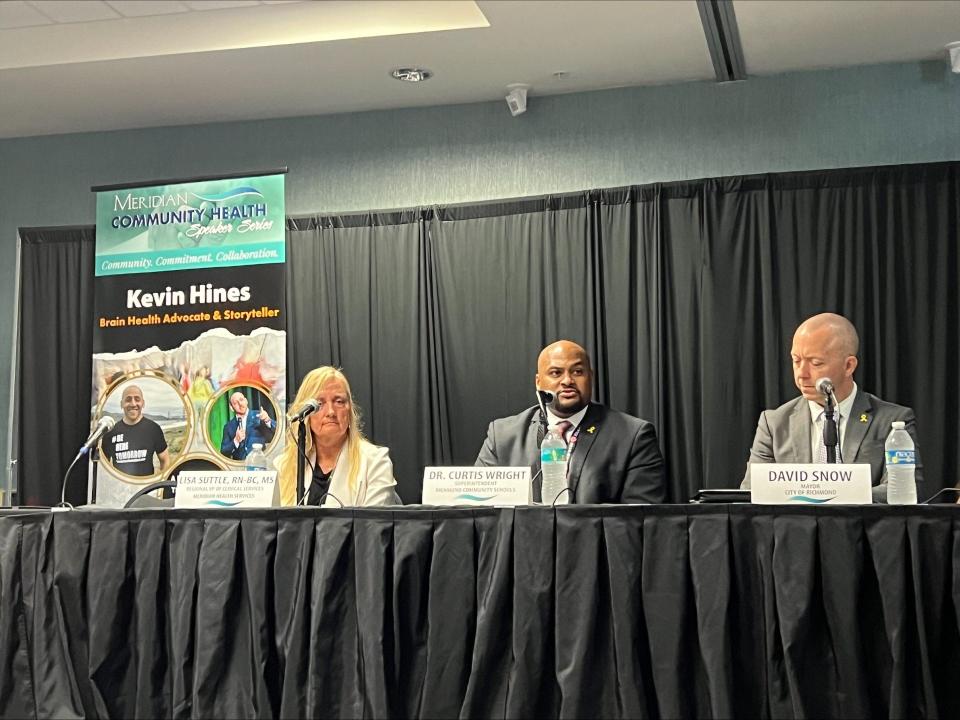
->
[815,377,835,397]
[80,416,115,455]
[816,377,840,463]
[59,415,116,507]
[536,388,556,413]
[286,398,319,423]
[532,387,556,502]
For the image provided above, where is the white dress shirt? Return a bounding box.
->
[807,382,858,462]
[545,404,589,442]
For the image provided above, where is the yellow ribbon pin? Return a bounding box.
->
[860,413,869,423]
[587,426,596,434]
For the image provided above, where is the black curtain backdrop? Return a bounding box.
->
[17,227,96,506]
[18,161,960,505]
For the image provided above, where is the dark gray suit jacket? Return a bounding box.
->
[475,403,666,504]
[741,390,922,503]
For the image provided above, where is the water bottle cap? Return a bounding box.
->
[252,443,263,450]
[891,421,905,430]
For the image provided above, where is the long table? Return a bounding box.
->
[1,505,958,719]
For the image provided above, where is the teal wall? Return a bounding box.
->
[1,60,958,478]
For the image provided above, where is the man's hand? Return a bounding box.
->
[234,423,246,447]
[257,407,272,426]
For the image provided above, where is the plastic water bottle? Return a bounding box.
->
[246,443,268,472]
[540,428,569,505]
[885,421,917,505]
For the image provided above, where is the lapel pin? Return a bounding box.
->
[860,413,869,423]
[587,425,596,434]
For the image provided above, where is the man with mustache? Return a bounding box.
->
[475,340,665,504]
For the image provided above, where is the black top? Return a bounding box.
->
[306,464,333,506]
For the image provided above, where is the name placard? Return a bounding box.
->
[175,471,278,508]
[422,467,531,506]
[750,463,872,505]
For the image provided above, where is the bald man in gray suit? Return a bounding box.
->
[742,313,922,503]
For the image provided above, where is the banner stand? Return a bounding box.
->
[91,170,288,507]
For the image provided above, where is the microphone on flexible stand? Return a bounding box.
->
[535,387,556,450]
[535,388,556,441]
[60,416,117,507]
[816,377,839,463]
[532,388,557,502]
[535,388,556,417]
[287,399,320,505]
[78,416,115,458]
[815,377,835,397]
[286,399,319,424]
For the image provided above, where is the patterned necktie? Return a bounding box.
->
[556,420,573,445]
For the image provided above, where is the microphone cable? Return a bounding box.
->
[545,487,573,506]
[299,491,344,508]
[58,452,86,508]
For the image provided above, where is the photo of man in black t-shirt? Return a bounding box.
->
[102,385,170,477]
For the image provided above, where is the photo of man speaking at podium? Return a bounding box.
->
[101,384,171,477]
[475,340,665,504]
[220,390,276,461]
[741,312,923,502]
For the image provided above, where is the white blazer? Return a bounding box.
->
[278,440,400,507]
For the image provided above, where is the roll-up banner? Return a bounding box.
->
[91,171,286,506]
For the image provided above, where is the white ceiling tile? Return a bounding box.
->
[105,1,189,19]
[0,1,53,29]
[29,0,120,24]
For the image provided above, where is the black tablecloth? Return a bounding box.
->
[1,505,958,719]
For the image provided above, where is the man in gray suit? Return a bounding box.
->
[742,313,922,502]
[475,340,665,504]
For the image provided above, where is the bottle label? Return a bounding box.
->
[541,447,568,463]
[885,450,915,466]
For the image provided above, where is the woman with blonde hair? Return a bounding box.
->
[276,366,399,506]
